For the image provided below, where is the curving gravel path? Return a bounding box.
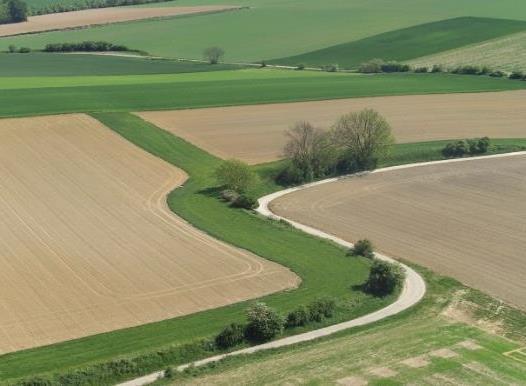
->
[117,151,526,386]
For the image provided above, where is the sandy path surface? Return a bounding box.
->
[0,5,240,37]
[0,114,298,354]
[138,90,526,164]
[271,154,526,310]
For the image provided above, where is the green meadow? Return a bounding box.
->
[2,0,526,61]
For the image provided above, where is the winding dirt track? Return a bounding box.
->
[271,154,526,310]
[138,90,526,164]
[0,5,240,37]
[0,114,298,354]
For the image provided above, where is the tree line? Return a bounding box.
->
[0,0,27,24]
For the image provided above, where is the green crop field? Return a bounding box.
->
[2,0,526,61]
[2,71,526,117]
[409,30,526,73]
[0,53,239,76]
[156,270,526,385]
[272,17,526,69]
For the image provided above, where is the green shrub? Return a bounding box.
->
[43,41,129,52]
[364,260,404,297]
[489,70,505,78]
[351,239,374,258]
[358,58,384,73]
[215,323,246,349]
[245,303,284,342]
[467,136,490,154]
[18,47,31,53]
[322,64,339,72]
[285,306,309,328]
[296,63,305,70]
[509,71,524,80]
[307,298,336,322]
[431,64,443,73]
[451,65,481,75]
[442,137,490,158]
[442,140,468,158]
[231,194,258,209]
[215,159,258,193]
[7,44,16,53]
[380,61,410,73]
[414,66,428,73]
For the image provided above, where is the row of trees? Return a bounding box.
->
[43,41,129,52]
[28,0,171,16]
[0,0,27,24]
[279,109,394,185]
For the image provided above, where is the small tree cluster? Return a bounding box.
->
[364,260,404,297]
[245,303,284,342]
[43,41,128,52]
[203,46,225,64]
[214,323,245,349]
[28,0,171,16]
[216,159,258,209]
[442,137,490,158]
[278,109,395,185]
[0,0,27,24]
[451,65,491,75]
[358,59,410,73]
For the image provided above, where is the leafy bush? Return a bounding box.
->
[296,63,305,70]
[215,323,246,349]
[18,46,31,53]
[322,64,339,72]
[245,303,284,342]
[307,298,336,322]
[380,61,410,73]
[276,163,307,185]
[358,58,384,73]
[509,71,525,80]
[231,194,258,209]
[0,0,27,24]
[351,239,374,258]
[364,260,404,297]
[215,159,258,193]
[489,70,505,78]
[451,65,481,75]
[7,44,16,53]
[203,46,225,64]
[431,64,443,73]
[414,66,428,73]
[43,41,129,52]
[285,306,309,328]
[442,137,490,158]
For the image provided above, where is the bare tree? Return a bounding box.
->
[283,121,333,181]
[203,46,225,64]
[331,109,394,170]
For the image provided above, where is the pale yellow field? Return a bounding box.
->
[409,31,526,73]
[271,155,526,310]
[0,114,298,354]
[0,5,239,37]
[138,90,526,164]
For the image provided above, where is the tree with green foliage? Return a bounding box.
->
[215,323,246,349]
[6,0,27,22]
[331,109,394,170]
[245,303,283,342]
[215,159,258,193]
[351,239,374,258]
[364,260,404,296]
[204,46,225,64]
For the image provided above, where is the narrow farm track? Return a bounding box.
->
[119,151,526,386]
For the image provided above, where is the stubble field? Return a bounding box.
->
[138,90,526,164]
[270,155,526,310]
[0,113,297,354]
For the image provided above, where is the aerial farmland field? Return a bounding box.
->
[0,113,297,353]
[138,90,526,164]
[1,0,526,384]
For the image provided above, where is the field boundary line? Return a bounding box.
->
[117,151,526,386]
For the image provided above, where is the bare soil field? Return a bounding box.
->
[0,114,297,353]
[138,90,526,164]
[270,155,526,310]
[0,5,239,37]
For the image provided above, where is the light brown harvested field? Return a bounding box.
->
[138,90,526,164]
[0,5,239,37]
[0,114,298,353]
[270,155,526,310]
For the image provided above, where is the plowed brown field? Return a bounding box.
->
[270,155,526,309]
[0,5,239,37]
[138,90,526,164]
[0,114,298,353]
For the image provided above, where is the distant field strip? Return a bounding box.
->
[0,114,297,353]
[409,31,526,72]
[271,155,526,310]
[138,90,526,164]
[0,5,239,37]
